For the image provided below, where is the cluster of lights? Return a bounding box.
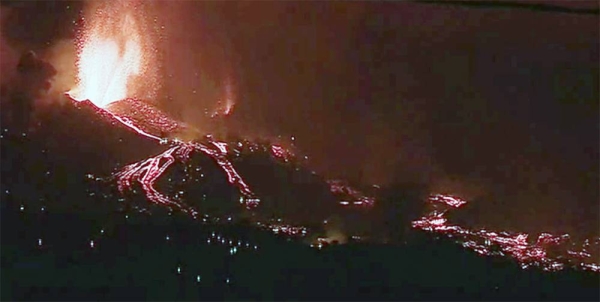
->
[428,194,467,208]
[239,196,260,208]
[310,237,336,250]
[207,232,258,252]
[256,221,308,237]
[328,180,375,207]
[270,145,294,163]
[413,194,600,272]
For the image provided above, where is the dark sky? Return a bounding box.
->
[1,1,598,236]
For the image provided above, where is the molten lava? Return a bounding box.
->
[413,194,600,272]
[69,1,156,108]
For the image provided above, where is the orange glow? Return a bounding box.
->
[224,102,234,116]
[224,77,235,115]
[211,76,236,117]
[69,1,155,108]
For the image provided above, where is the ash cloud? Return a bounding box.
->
[1,1,83,106]
[155,2,598,237]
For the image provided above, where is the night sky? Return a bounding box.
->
[1,0,598,236]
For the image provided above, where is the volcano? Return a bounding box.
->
[17,94,597,274]
[40,95,369,226]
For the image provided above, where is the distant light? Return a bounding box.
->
[38,238,42,246]
[197,275,201,283]
[226,278,230,284]
[166,235,170,241]
[20,205,24,211]
[100,229,105,234]
[90,240,95,248]
[177,266,181,274]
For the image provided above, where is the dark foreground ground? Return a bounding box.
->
[2,198,599,301]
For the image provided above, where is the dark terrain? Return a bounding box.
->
[1,88,599,301]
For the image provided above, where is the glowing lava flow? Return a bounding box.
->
[413,194,600,272]
[115,146,197,214]
[113,132,258,213]
[66,0,258,213]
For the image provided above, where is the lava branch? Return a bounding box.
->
[115,146,200,216]
[113,130,259,216]
[413,194,600,272]
[198,141,254,197]
[70,99,255,214]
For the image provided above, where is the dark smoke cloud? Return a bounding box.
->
[0,1,82,113]
[0,0,83,51]
[0,51,56,129]
[0,0,82,138]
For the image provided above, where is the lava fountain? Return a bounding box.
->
[68,0,158,108]
[67,0,259,214]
